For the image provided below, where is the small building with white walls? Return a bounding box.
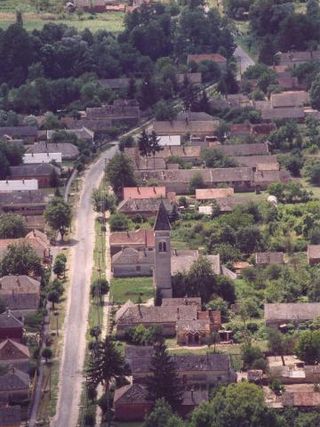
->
[158,135,181,146]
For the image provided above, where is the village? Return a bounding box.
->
[1,0,320,426]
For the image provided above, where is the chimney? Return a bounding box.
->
[16,277,21,287]
[191,387,195,403]
[177,307,180,320]
[153,187,156,194]
[138,304,142,318]
[137,187,140,194]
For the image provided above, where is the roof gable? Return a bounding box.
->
[154,200,171,231]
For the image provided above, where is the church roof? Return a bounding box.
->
[154,200,171,231]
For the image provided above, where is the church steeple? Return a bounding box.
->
[153,201,172,299]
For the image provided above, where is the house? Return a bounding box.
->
[117,198,175,219]
[0,311,24,341]
[0,180,38,192]
[0,127,38,143]
[0,405,21,426]
[261,107,305,121]
[153,120,218,137]
[278,50,320,67]
[126,345,236,386]
[116,297,222,343]
[255,252,284,266]
[125,146,202,167]
[0,230,51,263]
[27,142,80,161]
[85,99,140,125]
[270,91,309,108]
[226,94,252,108]
[215,143,270,157]
[264,303,320,327]
[229,123,251,138]
[110,229,155,256]
[235,155,279,170]
[307,245,320,265]
[176,73,202,85]
[111,248,154,277]
[23,152,62,164]
[113,383,208,421]
[0,190,49,217]
[0,368,30,403]
[171,250,221,276]
[158,135,181,146]
[0,339,30,373]
[254,169,290,190]
[0,275,40,315]
[199,196,252,214]
[74,0,107,12]
[123,186,167,200]
[187,53,227,70]
[137,167,255,194]
[176,111,215,122]
[251,123,276,135]
[196,188,234,200]
[63,117,112,134]
[47,127,94,144]
[8,164,60,188]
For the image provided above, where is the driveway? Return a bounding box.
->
[52,144,118,427]
[234,45,255,80]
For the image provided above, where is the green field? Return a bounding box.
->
[111,276,154,304]
[0,12,125,32]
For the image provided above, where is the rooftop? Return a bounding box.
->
[264,303,320,322]
[123,186,167,200]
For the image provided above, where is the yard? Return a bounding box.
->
[111,277,154,304]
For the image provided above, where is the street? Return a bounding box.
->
[52,144,118,427]
[234,45,255,80]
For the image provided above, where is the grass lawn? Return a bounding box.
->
[0,12,125,32]
[111,276,154,304]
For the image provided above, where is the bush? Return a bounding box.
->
[109,213,130,231]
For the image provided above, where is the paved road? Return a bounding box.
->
[234,45,255,80]
[52,144,118,427]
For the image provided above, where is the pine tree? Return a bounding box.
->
[138,129,151,158]
[146,343,183,410]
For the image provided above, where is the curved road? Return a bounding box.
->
[52,144,118,427]
[234,45,255,80]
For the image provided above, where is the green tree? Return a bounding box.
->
[42,347,53,364]
[138,129,151,158]
[86,336,129,391]
[90,278,109,304]
[295,330,320,364]
[146,342,183,410]
[201,148,237,168]
[310,73,320,110]
[0,214,26,238]
[153,100,177,121]
[45,197,71,241]
[53,258,66,278]
[190,382,282,427]
[106,153,136,197]
[91,188,116,213]
[0,243,43,276]
[109,213,130,232]
[143,398,184,427]
[189,172,205,194]
[267,328,293,366]
[48,290,60,310]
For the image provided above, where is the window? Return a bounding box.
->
[159,241,167,252]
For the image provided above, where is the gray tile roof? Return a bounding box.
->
[9,164,60,178]
[27,142,79,160]
[117,198,173,215]
[0,190,49,207]
[0,368,29,391]
[216,143,269,156]
[0,311,24,329]
[0,127,37,138]
[255,252,284,265]
[0,405,21,425]
[264,303,320,322]
[154,200,171,231]
[112,247,154,265]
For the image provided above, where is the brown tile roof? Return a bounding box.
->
[279,50,320,65]
[114,383,150,404]
[0,339,30,360]
[307,245,320,259]
[270,91,309,108]
[261,107,305,121]
[251,123,276,135]
[187,53,227,64]
[235,155,278,168]
[110,229,155,248]
[264,303,320,322]
[254,169,290,185]
[0,235,50,260]
[176,111,214,121]
[123,186,167,200]
[196,188,234,200]
[282,391,320,407]
[215,196,252,212]
[153,121,218,136]
[216,143,269,156]
[171,252,220,276]
[255,252,284,265]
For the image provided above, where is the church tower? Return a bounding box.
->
[153,200,172,298]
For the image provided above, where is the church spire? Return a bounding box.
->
[154,200,171,231]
